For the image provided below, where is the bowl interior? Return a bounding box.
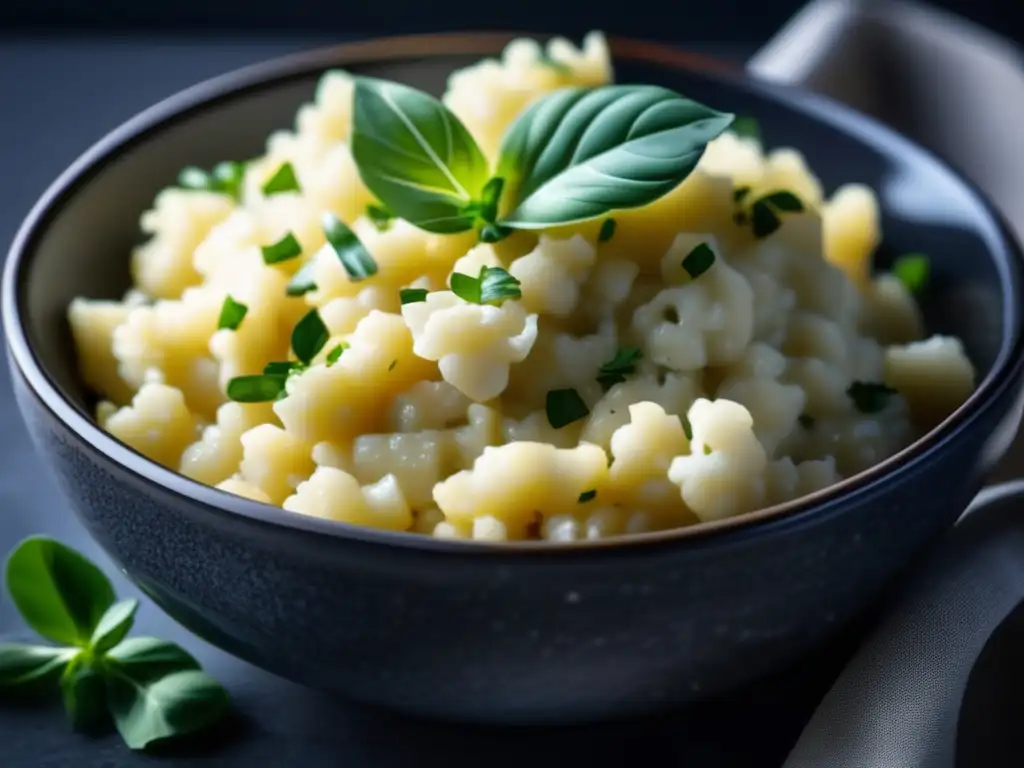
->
[11,39,1020,459]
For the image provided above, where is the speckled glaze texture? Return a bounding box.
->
[5,35,1024,725]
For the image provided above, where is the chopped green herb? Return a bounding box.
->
[285,260,318,297]
[847,381,898,414]
[733,211,748,226]
[450,266,522,305]
[680,414,693,441]
[388,359,397,372]
[798,414,816,429]
[703,445,712,455]
[477,177,505,224]
[597,347,643,391]
[682,242,716,279]
[733,186,751,203]
[323,212,378,281]
[730,116,761,144]
[478,223,512,243]
[400,288,429,304]
[751,200,781,238]
[261,162,301,196]
[761,190,804,212]
[226,374,288,402]
[217,296,248,331]
[291,309,329,366]
[546,388,590,429]
[578,489,597,503]
[263,361,300,377]
[177,161,247,201]
[260,232,303,264]
[892,253,930,294]
[366,203,394,231]
[598,218,617,243]
[325,343,348,366]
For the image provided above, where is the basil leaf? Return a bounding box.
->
[729,116,761,145]
[4,537,116,646]
[761,190,804,212]
[325,343,348,366]
[682,243,716,279]
[291,309,329,366]
[366,203,394,231]
[546,388,590,429]
[400,288,429,304]
[0,643,75,690]
[751,201,781,238]
[578,489,597,503]
[90,598,138,656]
[496,85,734,228]
[105,667,228,750]
[479,267,522,304]
[217,296,248,331]
[261,232,303,265]
[323,213,378,281]
[478,223,513,243]
[285,260,318,297]
[476,177,505,224]
[847,381,898,414]
[261,162,301,196]
[351,77,491,234]
[61,656,108,731]
[226,375,288,403]
[107,637,200,682]
[892,253,930,294]
[598,218,616,242]
[449,272,481,304]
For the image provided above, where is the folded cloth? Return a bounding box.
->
[782,480,1024,767]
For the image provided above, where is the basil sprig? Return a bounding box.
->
[0,537,228,749]
[350,78,734,237]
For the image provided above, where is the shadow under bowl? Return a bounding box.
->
[3,33,1024,725]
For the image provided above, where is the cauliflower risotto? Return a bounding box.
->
[68,32,976,542]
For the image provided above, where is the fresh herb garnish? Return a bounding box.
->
[400,288,429,304]
[351,79,734,235]
[260,231,303,264]
[263,361,300,377]
[682,242,716,279]
[733,186,751,203]
[597,347,642,391]
[847,381,898,414]
[176,161,247,201]
[366,203,394,231]
[729,116,761,145]
[892,253,930,294]
[745,190,805,238]
[388,359,398,372]
[0,537,228,749]
[798,414,816,429]
[291,309,329,366]
[325,343,348,366]
[680,414,693,441]
[578,489,597,503]
[285,260,318,297]
[216,296,248,331]
[323,213,378,281]
[545,388,590,429]
[449,266,521,305]
[226,374,288,402]
[703,445,713,455]
[261,162,301,196]
[598,218,617,243]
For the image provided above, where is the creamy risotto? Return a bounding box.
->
[68,32,976,541]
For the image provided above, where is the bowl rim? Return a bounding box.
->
[4,32,1024,555]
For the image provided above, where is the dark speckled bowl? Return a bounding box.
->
[4,34,1024,725]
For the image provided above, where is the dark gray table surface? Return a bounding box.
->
[0,33,994,768]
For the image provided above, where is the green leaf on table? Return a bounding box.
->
[60,656,108,731]
[291,308,329,366]
[495,85,734,228]
[90,598,139,656]
[0,643,76,691]
[351,76,491,234]
[323,213,378,281]
[106,637,201,682]
[4,537,116,646]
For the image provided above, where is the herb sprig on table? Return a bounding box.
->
[0,537,228,750]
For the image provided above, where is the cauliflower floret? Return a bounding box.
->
[577,256,640,325]
[387,381,472,432]
[448,403,503,469]
[581,372,699,450]
[238,424,315,505]
[317,286,397,336]
[433,442,609,539]
[179,401,274,486]
[295,69,355,147]
[823,183,880,291]
[283,467,412,531]
[401,291,538,402]
[509,235,596,317]
[67,298,135,405]
[668,398,768,521]
[216,476,272,504]
[633,239,754,371]
[861,273,925,345]
[764,456,842,504]
[104,383,200,469]
[350,431,451,509]
[502,410,581,449]
[884,335,975,428]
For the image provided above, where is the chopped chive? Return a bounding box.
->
[478,177,505,224]
[226,374,288,402]
[597,347,642,391]
[751,201,781,238]
[291,309,329,366]
[388,359,397,371]
[366,203,394,231]
[703,444,712,455]
[263,361,299,377]
[847,381,898,414]
[217,295,248,331]
[286,260,318,296]
[680,414,693,441]
[598,218,617,243]
[730,116,761,144]
[733,186,751,203]
[798,414,816,429]
[323,212,378,281]
[545,388,590,429]
[578,489,597,503]
[177,161,246,201]
[400,288,429,304]
[682,243,716,279]
[261,162,301,196]
[762,190,804,212]
[261,231,303,264]
[892,253,930,294]
[325,343,348,366]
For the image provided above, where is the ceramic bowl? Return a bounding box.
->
[4,34,1024,724]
